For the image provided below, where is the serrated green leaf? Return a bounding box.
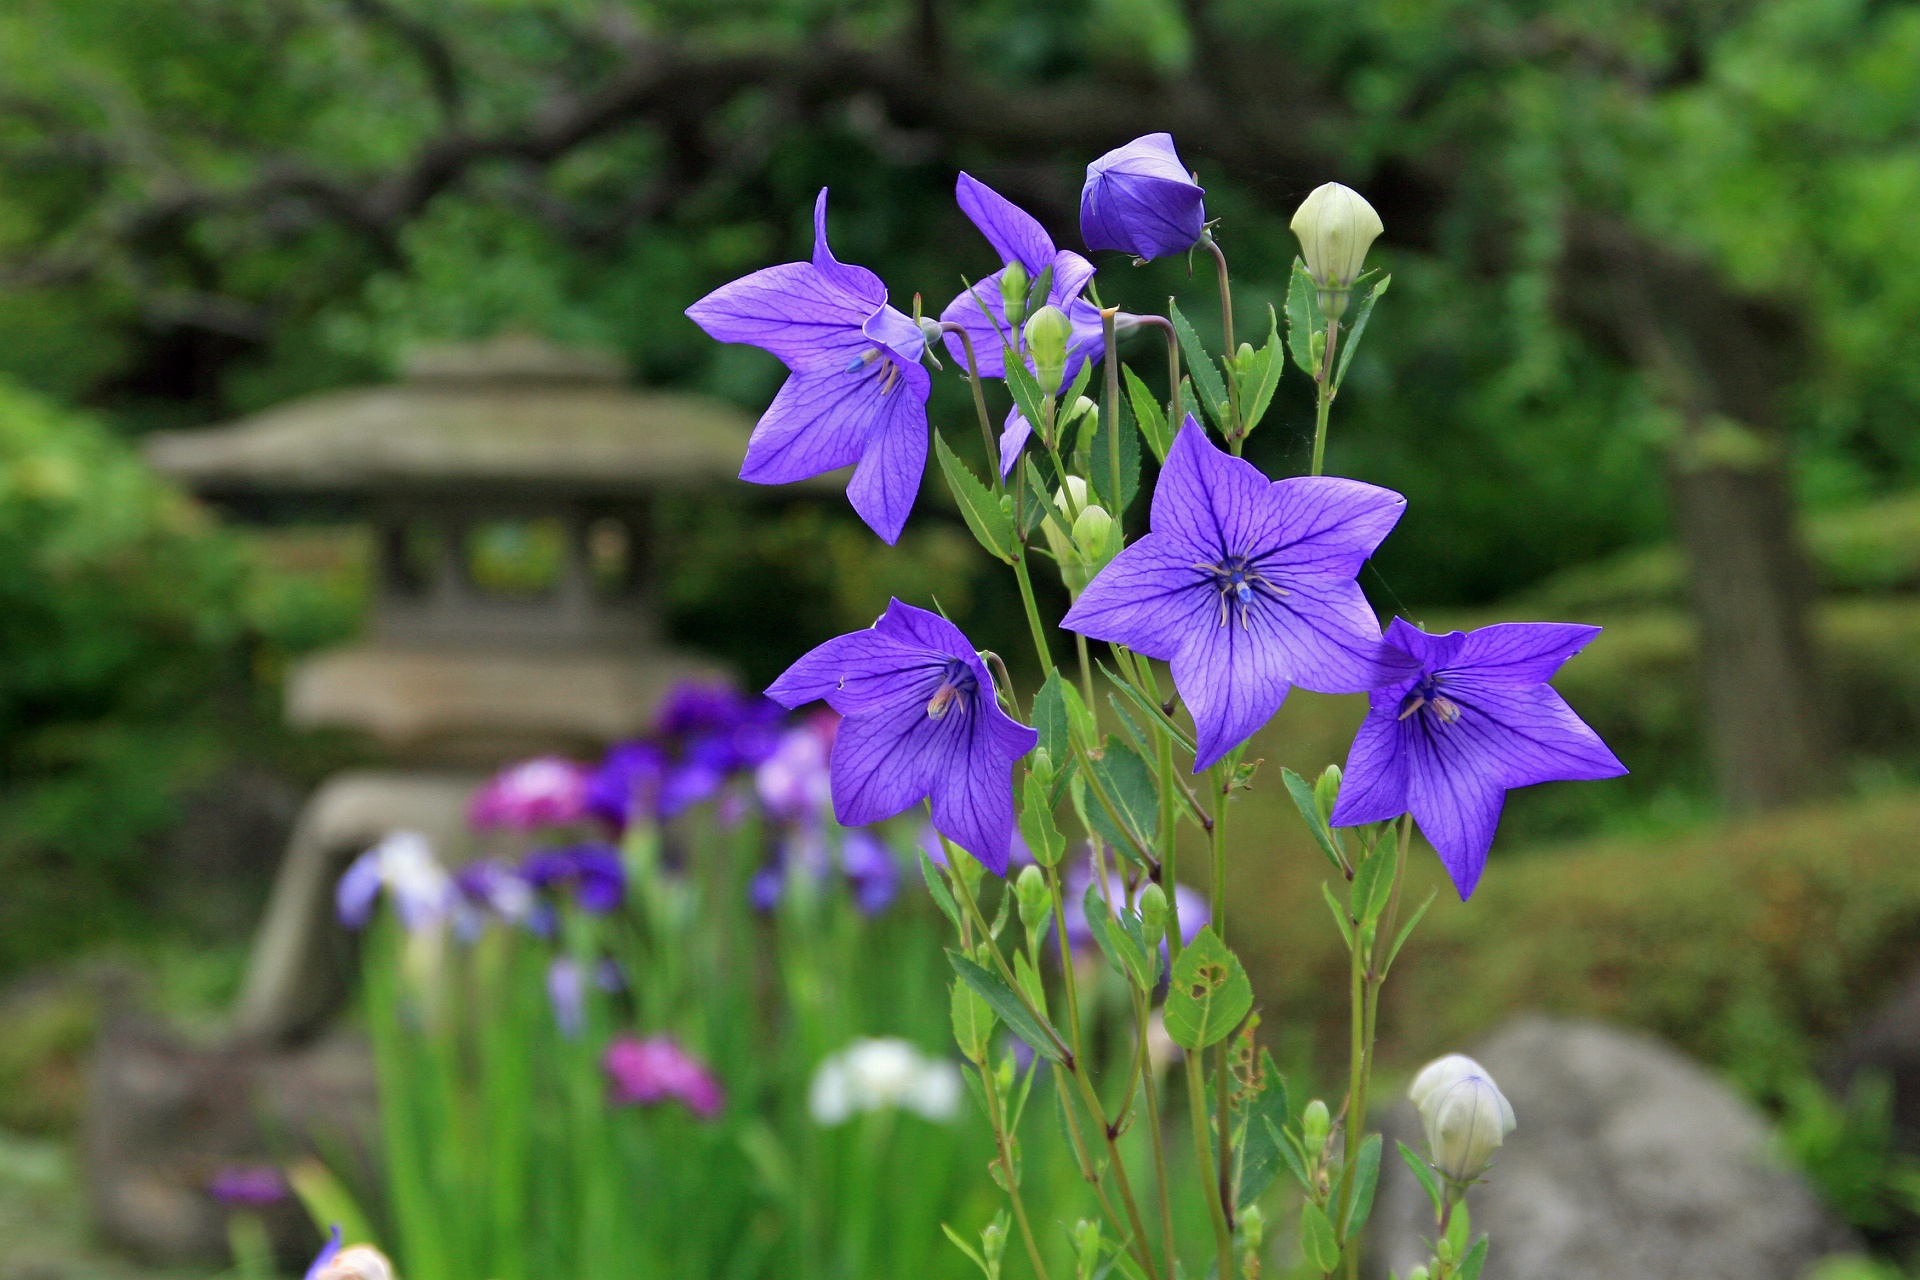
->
[1340,1133,1382,1239]
[1235,1053,1292,1210]
[1020,773,1066,868]
[1123,365,1172,463]
[919,851,962,930]
[1299,1200,1340,1273]
[1019,458,1054,537]
[1085,738,1159,861]
[1321,881,1354,948]
[1458,1236,1489,1280]
[950,977,997,1063]
[1333,274,1389,395]
[1282,767,1346,872]
[948,951,1065,1063]
[934,432,1016,563]
[1032,671,1070,767]
[1286,258,1325,378]
[1398,1141,1443,1216]
[1241,305,1286,434]
[1082,881,1155,990]
[1164,926,1253,1050]
[1088,393,1140,515]
[1169,300,1230,433]
[1013,948,1047,1012]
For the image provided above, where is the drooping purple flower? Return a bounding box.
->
[767,600,1038,874]
[1062,419,1410,771]
[685,189,932,544]
[919,822,1035,872]
[523,844,625,914]
[586,741,666,828]
[604,1035,725,1118]
[547,956,586,1039]
[1329,618,1627,900]
[468,756,591,830]
[207,1164,288,1207]
[336,831,453,932]
[1079,134,1207,262]
[939,174,1104,387]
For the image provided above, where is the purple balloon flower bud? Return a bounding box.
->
[1330,618,1626,899]
[523,844,626,914]
[207,1164,288,1207]
[1079,134,1207,262]
[604,1035,725,1118]
[468,756,591,830]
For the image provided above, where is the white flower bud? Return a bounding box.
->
[1071,504,1114,562]
[1409,1053,1515,1184]
[1023,304,1072,393]
[313,1245,396,1280]
[1289,183,1383,319]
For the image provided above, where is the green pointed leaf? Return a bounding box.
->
[1063,353,1095,411]
[1169,300,1230,433]
[1283,767,1345,872]
[1350,844,1388,922]
[1340,1133,1383,1239]
[1321,881,1354,948]
[934,432,1016,563]
[948,951,1065,1063]
[1019,773,1067,868]
[1032,670,1070,766]
[1098,659,1197,755]
[1286,258,1326,378]
[950,978,997,1063]
[1299,1200,1341,1274]
[1085,737,1159,861]
[1012,948,1047,1012]
[1398,1141,1443,1216]
[1382,886,1437,979]
[1082,881,1155,990]
[1268,1116,1315,1195]
[940,1222,991,1279]
[1088,393,1140,515]
[1458,1236,1490,1280]
[1123,365,1172,463]
[1163,925,1253,1051]
[1333,274,1389,396]
[1235,1053,1293,1210]
[919,851,963,930]
[1004,356,1052,449]
[1240,305,1287,434]
[1019,458,1054,537]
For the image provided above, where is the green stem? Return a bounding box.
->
[1209,765,1234,1237]
[1201,235,1241,448]
[979,1057,1052,1280]
[1185,1036,1236,1278]
[1310,314,1339,477]
[1134,986,1179,1280]
[1011,554,1054,676]
[942,320,1003,488]
[1102,308,1122,506]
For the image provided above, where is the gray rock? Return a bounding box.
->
[1367,1016,1857,1280]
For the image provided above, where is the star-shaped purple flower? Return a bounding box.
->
[1330,618,1627,900]
[686,189,931,544]
[766,599,1038,874]
[1079,133,1207,262]
[1062,419,1409,772]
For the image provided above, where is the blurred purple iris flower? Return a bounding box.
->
[523,844,625,914]
[767,600,1037,875]
[1062,858,1209,951]
[207,1164,287,1207]
[586,741,666,829]
[604,1035,724,1118]
[1063,419,1411,771]
[755,713,838,822]
[1079,133,1207,262]
[750,826,899,916]
[468,756,591,829]
[1330,618,1627,900]
[547,956,586,1039]
[336,831,453,932]
[453,859,535,938]
[685,189,932,544]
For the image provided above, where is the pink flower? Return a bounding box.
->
[603,1035,724,1118]
[469,757,592,830]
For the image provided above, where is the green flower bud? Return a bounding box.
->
[1407,1267,1430,1280]
[1410,1053,1516,1185]
[1314,764,1342,826]
[1015,865,1052,947]
[1137,883,1168,947]
[950,841,987,900]
[1000,262,1031,328]
[1290,182,1382,320]
[1301,1098,1331,1155]
[1063,395,1099,430]
[1436,1238,1455,1265]
[1028,748,1055,790]
[981,1215,1008,1269]
[1072,504,1114,563]
[1023,304,1072,394]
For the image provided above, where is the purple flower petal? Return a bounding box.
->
[809,188,887,307]
[1405,720,1508,900]
[844,357,933,545]
[1079,134,1206,261]
[1452,622,1603,686]
[335,850,383,930]
[305,1227,343,1280]
[999,404,1032,479]
[956,172,1057,279]
[829,707,944,826]
[1324,710,1408,827]
[1441,681,1627,790]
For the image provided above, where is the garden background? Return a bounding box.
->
[1,0,1920,1274]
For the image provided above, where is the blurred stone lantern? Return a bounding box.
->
[144,333,764,1042]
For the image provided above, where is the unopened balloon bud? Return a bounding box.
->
[1029,749,1055,790]
[1234,342,1255,376]
[1000,262,1031,328]
[1064,395,1099,430]
[1436,1238,1455,1265]
[1301,1098,1330,1155]
[1290,182,1382,319]
[1407,1267,1430,1280]
[1137,883,1168,947]
[1015,865,1051,944]
[918,316,946,346]
[981,1216,1008,1268]
[1072,504,1114,562]
[1024,304,1072,393]
[1314,764,1342,826]
[1410,1053,1516,1184]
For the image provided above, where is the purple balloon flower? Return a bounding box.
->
[604,1035,725,1118]
[685,188,931,544]
[1062,419,1410,771]
[1330,618,1627,900]
[767,599,1038,875]
[1079,133,1207,262]
[523,844,625,914]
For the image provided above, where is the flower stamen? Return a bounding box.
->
[1195,556,1289,629]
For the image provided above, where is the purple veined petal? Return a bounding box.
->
[335,850,384,929]
[999,404,1033,478]
[844,358,932,545]
[1248,575,1405,696]
[809,188,887,307]
[1144,418,1264,561]
[1167,595,1301,772]
[1060,537,1215,658]
[1449,622,1605,687]
[956,172,1057,279]
[1049,251,1097,308]
[1329,709,1412,828]
[929,732,1021,875]
[1404,715,1510,900]
[939,273,1016,379]
[870,597,977,660]
[829,706,945,827]
[1385,617,1467,669]
[742,366,887,485]
[684,261,873,374]
[765,627,932,709]
[1251,476,1407,579]
[1438,680,1628,790]
[864,301,929,365]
